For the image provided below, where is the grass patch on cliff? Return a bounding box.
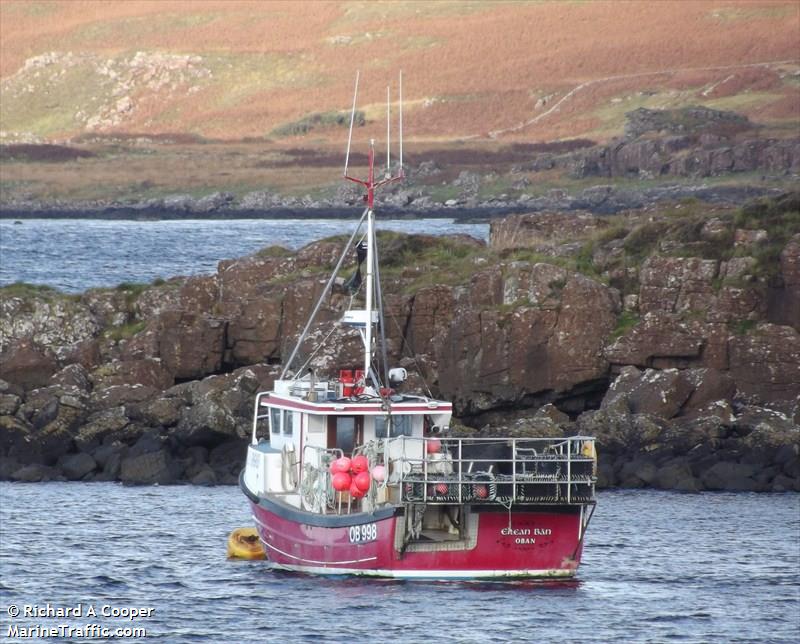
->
[610,310,640,340]
[256,245,292,258]
[377,231,486,291]
[623,221,670,261]
[728,319,757,336]
[734,192,800,281]
[115,281,150,307]
[104,320,146,341]
[0,281,62,299]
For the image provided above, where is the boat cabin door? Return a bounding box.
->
[327,416,363,456]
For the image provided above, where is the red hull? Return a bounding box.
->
[249,498,586,579]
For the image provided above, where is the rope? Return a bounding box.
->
[295,325,340,376]
[386,307,434,398]
[281,208,368,379]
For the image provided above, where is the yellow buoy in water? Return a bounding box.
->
[227,527,266,560]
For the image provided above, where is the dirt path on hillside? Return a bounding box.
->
[486,58,800,139]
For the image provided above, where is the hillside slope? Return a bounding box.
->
[1,0,798,143]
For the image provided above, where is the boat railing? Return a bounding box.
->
[385,436,597,506]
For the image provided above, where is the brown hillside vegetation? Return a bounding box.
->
[1,0,798,143]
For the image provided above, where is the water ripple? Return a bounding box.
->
[0,484,798,643]
[0,218,490,292]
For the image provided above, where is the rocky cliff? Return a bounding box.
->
[1,193,798,490]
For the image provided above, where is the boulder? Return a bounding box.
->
[90,359,172,391]
[0,393,21,415]
[602,367,693,418]
[119,449,179,485]
[209,439,247,479]
[90,384,159,411]
[59,452,97,480]
[73,408,133,452]
[137,396,185,427]
[11,463,63,482]
[175,397,238,447]
[618,457,658,487]
[769,234,800,330]
[225,297,281,366]
[91,442,125,468]
[0,456,20,480]
[0,415,38,462]
[729,324,800,402]
[654,460,700,491]
[153,311,226,379]
[639,256,718,315]
[51,363,92,393]
[701,462,760,491]
[605,314,704,368]
[190,465,218,486]
[0,340,58,390]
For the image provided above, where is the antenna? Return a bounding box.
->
[398,70,403,173]
[386,86,391,174]
[344,70,360,177]
[343,71,405,210]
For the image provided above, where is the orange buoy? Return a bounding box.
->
[227,527,266,560]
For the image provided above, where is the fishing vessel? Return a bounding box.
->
[240,73,597,579]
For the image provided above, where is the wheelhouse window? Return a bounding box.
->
[283,410,294,436]
[270,408,281,436]
[375,415,412,438]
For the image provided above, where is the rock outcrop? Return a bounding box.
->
[1,193,798,490]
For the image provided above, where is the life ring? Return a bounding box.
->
[227,527,266,560]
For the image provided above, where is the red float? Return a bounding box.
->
[354,471,371,492]
[332,457,351,473]
[426,439,442,454]
[349,481,366,498]
[351,455,369,474]
[332,472,352,491]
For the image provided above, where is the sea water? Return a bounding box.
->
[0,484,797,643]
[0,218,489,293]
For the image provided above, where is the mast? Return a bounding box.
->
[364,140,376,378]
[341,73,404,387]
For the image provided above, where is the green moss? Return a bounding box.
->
[734,192,800,281]
[623,221,669,261]
[0,281,61,298]
[729,319,757,336]
[494,298,533,315]
[575,242,599,278]
[105,320,146,341]
[256,245,292,258]
[611,310,640,339]
[115,282,148,295]
[272,110,365,137]
[502,249,570,268]
[115,281,149,307]
[426,183,461,203]
[595,222,629,243]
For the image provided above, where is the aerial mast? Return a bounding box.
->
[342,72,404,384]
